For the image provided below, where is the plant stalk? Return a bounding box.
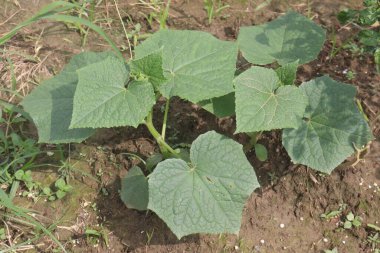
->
[161,98,170,140]
[145,110,179,158]
[243,131,262,153]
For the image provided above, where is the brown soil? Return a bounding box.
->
[0,0,379,253]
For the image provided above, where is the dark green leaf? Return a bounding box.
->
[120,166,149,211]
[282,76,374,173]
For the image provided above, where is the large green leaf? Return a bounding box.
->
[148,131,259,239]
[21,52,114,143]
[129,51,166,89]
[120,166,149,211]
[282,76,374,173]
[235,67,307,133]
[134,30,237,103]
[238,11,326,65]
[70,56,155,128]
[198,92,235,118]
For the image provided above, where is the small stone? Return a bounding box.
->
[260,239,265,244]
[300,217,304,221]
[323,238,328,243]
[280,223,285,228]
[369,185,372,189]
[234,245,239,250]
[342,240,346,244]
[374,183,378,187]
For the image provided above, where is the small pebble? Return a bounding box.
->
[280,223,285,228]
[342,240,346,244]
[369,185,372,189]
[300,217,304,221]
[323,238,328,243]
[374,183,378,187]
[260,239,265,244]
[234,245,239,250]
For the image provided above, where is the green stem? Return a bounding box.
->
[244,131,262,153]
[145,110,179,158]
[161,98,170,140]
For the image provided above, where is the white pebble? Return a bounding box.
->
[369,185,372,189]
[374,183,378,187]
[342,240,346,244]
[300,217,304,221]
[234,245,239,250]
[280,223,285,228]
[323,238,328,243]
[260,239,265,244]
[359,182,363,186]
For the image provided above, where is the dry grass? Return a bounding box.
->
[0,44,52,103]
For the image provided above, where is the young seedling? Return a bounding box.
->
[204,0,230,24]
[11,6,373,239]
[320,204,347,221]
[343,212,362,229]
[338,0,380,73]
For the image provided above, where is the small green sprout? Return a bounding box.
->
[343,212,362,229]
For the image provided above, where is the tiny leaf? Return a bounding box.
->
[134,30,237,103]
[275,60,299,85]
[148,131,259,239]
[346,212,354,221]
[55,178,66,190]
[70,56,156,128]
[130,51,166,89]
[120,166,149,211]
[238,11,326,65]
[344,221,352,229]
[235,67,307,133]
[254,143,268,161]
[282,76,373,173]
[14,170,24,180]
[56,190,66,199]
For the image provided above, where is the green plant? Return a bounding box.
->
[320,204,347,220]
[338,0,380,72]
[0,227,6,240]
[204,0,230,24]
[0,108,40,184]
[12,9,373,239]
[0,189,67,252]
[138,0,171,29]
[85,226,109,247]
[324,248,338,253]
[42,178,73,201]
[345,70,356,80]
[343,212,362,229]
[367,224,380,251]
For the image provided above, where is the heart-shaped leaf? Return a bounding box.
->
[235,67,307,133]
[238,11,326,65]
[70,56,156,128]
[282,76,373,173]
[134,30,237,103]
[148,131,259,239]
[21,52,115,143]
